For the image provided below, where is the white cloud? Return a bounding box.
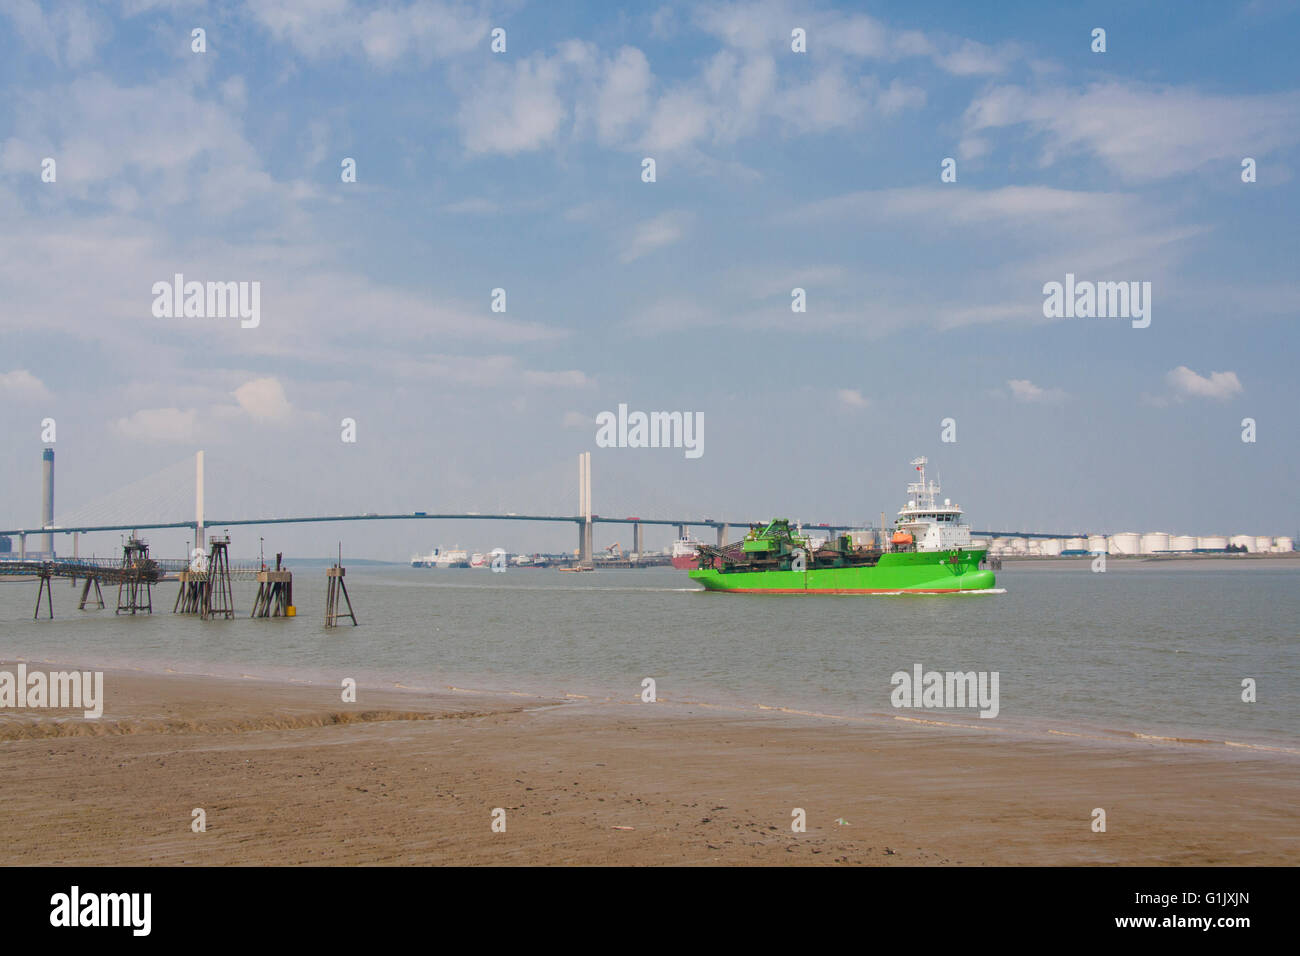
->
[621,211,691,262]
[456,54,568,155]
[0,368,52,401]
[837,388,870,408]
[0,215,569,357]
[1165,366,1243,400]
[789,184,1134,228]
[390,354,591,388]
[0,364,52,398]
[875,78,927,116]
[0,0,104,67]
[111,406,199,442]
[0,75,287,213]
[233,377,294,423]
[594,47,652,144]
[783,185,1202,331]
[640,89,713,151]
[963,82,1300,181]
[694,1,1017,75]
[1007,379,1066,403]
[246,0,488,66]
[936,39,1013,76]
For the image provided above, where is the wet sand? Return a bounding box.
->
[1,665,1295,866]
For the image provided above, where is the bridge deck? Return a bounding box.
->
[0,558,265,582]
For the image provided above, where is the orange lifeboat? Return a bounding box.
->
[892,531,913,545]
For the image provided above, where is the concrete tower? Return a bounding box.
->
[41,447,54,556]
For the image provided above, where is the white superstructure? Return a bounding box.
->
[411,547,469,568]
[894,457,973,552]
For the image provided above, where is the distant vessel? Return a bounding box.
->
[411,547,469,568]
[670,531,706,570]
[689,457,994,594]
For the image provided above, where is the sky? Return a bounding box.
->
[1,0,1298,560]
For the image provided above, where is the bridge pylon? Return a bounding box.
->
[577,452,593,566]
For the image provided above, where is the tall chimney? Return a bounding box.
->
[41,448,54,556]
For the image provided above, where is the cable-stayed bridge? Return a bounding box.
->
[1,450,1084,563]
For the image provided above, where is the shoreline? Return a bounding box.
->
[4,655,1297,755]
[1,663,1296,865]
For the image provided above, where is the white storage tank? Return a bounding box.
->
[1087,534,1108,553]
[1255,536,1273,552]
[1038,538,1062,556]
[1008,537,1028,553]
[1229,534,1256,552]
[1169,535,1197,552]
[1064,537,1086,551]
[1198,535,1228,551]
[1272,537,1294,552]
[1140,532,1170,554]
[1108,532,1141,555]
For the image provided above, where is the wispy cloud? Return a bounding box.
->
[1165,366,1243,400]
[621,211,691,262]
[963,82,1300,181]
[836,388,870,408]
[456,53,569,155]
[0,368,52,401]
[110,406,199,443]
[1007,379,1066,403]
[245,0,488,66]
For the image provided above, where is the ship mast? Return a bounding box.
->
[906,456,941,510]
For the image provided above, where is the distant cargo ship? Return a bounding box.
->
[670,531,706,570]
[688,457,995,594]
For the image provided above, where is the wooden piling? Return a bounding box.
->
[34,567,54,620]
[252,569,293,618]
[78,574,104,610]
[324,564,356,627]
[174,571,205,614]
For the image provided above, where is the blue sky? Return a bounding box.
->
[1,0,1298,559]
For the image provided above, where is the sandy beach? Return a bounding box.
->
[0,663,1295,866]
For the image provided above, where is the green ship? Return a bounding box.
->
[689,457,995,594]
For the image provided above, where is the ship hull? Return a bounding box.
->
[688,550,994,593]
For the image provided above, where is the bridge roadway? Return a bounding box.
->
[0,557,265,581]
[0,512,1083,540]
